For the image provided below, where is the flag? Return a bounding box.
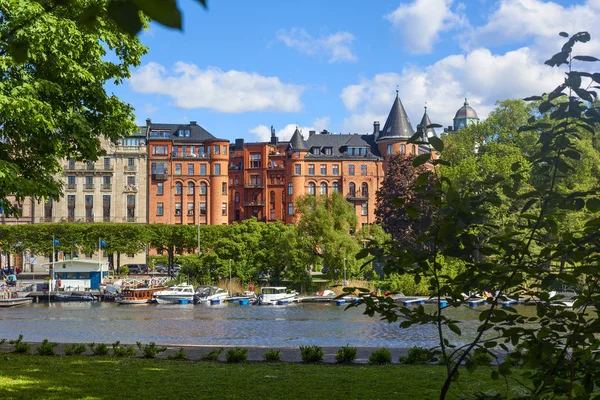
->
[53,238,60,246]
[99,239,107,248]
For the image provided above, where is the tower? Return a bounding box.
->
[453,98,480,131]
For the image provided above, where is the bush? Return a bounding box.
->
[112,341,137,357]
[335,344,357,364]
[398,346,435,364]
[135,342,166,358]
[299,345,323,363]
[64,343,87,356]
[36,339,58,356]
[119,266,129,275]
[225,347,248,363]
[9,335,30,354]
[168,347,187,360]
[263,349,281,362]
[368,348,392,365]
[200,347,223,361]
[0,338,6,346]
[88,342,109,356]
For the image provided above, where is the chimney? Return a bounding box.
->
[309,130,316,137]
[145,118,152,128]
[235,138,244,149]
[270,135,279,145]
[321,129,329,135]
[190,121,197,126]
[448,125,453,132]
[373,121,380,140]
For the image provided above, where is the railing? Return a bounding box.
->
[171,152,209,159]
[152,173,168,181]
[124,165,137,172]
[245,184,264,188]
[102,164,113,171]
[84,184,95,190]
[66,184,76,190]
[244,201,265,207]
[346,192,369,201]
[101,184,112,191]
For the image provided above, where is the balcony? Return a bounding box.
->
[171,151,209,159]
[124,165,137,173]
[267,163,285,170]
[101,184,112,191]
[66,184,76,191]
[152,173,168,181]
[102,164,113,171]
[346,192,369,201]
[244,201,265,207]
[83,184,95,191]
[245,184,264,189]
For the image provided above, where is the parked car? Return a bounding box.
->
[155,263,181,275]
[124,264,148,274]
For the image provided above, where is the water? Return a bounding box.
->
[0,302,493,348]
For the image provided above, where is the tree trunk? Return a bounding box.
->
[117,253,121,274]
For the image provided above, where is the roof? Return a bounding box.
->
[417,107,437,138]
[303,133,382,159]
[147,122,220,142]
[454,98,479,120]
[288,127,307,150]
[378,91,415,141]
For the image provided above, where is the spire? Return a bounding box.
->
[417,104,436,138]
[288,126,306,150]
[378,89,415,141]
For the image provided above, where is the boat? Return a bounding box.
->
[257,286,298,305]
[116,286,167,305]
[153,283,195,304]
[55,292,97,302]
[0,291,33,307]
[194,286,228,304]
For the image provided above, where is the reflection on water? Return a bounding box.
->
[0,302,520,348]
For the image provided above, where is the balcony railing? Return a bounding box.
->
[152,173,168,181]
[66,184,76,191]
[124,165,137,172]
[102,164,113,171]
[346,192,369,201]
[245,183,264,188]
[267,164,285,170]
[244,201,265,207]
[171,151,209,159]
[84,184,95,190]
[101,184,112,191]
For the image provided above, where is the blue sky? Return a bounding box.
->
[112,0,600,142]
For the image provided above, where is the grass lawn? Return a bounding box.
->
[0,354,527,400]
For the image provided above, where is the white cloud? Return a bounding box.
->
[385,0,466,54]
[313,116,330,132]
[276,28,357,63]
[340,46,564,133]
[249,117,329,142]
[129,62,304,113]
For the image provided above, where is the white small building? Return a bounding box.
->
[49,259,109,291]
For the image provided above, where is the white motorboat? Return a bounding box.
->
[153,283,195,304]
[257,286,298,305]
[194,286,229,304]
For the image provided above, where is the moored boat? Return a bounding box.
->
[55,293,97,302]
[194,286,228,304]
[0,297,33,307]
[116,286,167,304]
[257,287,298,305]
[153,283,195,304]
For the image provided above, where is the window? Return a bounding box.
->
[151,162,168,174]
[295,164,301,175]
[200,182,208,195]
[222,182,227,195]
[388,144,393,154]
[103,195,110,221]
[188,182,195,195]
[68,195,76,207]
[188,164,194,175]
[349,182,356,196]
[127,195,135,221]
[214,164,221,175]
[250,153,261,169]
[250,175,261,186]
[86,160,95,170]
[221,202,227,216]
[152,145,168,155]
[198,146,205,156]
[200,164,207,175]
[188,202,194,215]
[361,164,367,176]
[175,202,181,216]
[332,165,339,175]
[361,202,368,216]
[320,164,327,175]
[214,145,220,155]
[181,146,187,156]
[127,176,136,185]
[44,197,53,219]
[206,145,211,155]
[85,195,93,207]
[68,159,75,170]
[127,158,135,170]
[199,202,207,215]
[288,183,293,195]
[362,182,369,197]
[157,182,164,195]
[320,182,327,195]
[348,165,355,176]
[175,182,182,195]
[235,176,239,185]
[288,202,294,215]
[157,202,164,216]
[149,130,169,138]
[235,192,240,203]
[312,147,321,155]
[324,147,333,155]
[308,182,316,196]
[67,176,76,185]
[412,145,416,155]
[223,145,228,155]
[400,144,406,154]
[332,182,339,192]
[103,157,111,169]
[103,176,111,185]
[175,163,182,175]
[270,191,275,203]
[171,145,178,156]
[308,164,315,175]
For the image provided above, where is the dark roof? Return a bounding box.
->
[288,127,307,150]
[303,133,382,159]
[147,122,219,142]
[417,107,437,138]
[378,91,415,141]
[454,98,479,120]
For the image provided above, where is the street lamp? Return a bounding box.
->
[229,259,233,296]
[343,257,347,286]
[197,204,201,257]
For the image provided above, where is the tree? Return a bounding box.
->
[148,224,196,276]
[0,1,147,214]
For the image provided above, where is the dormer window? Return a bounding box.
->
[177,129,191,137]
[312,147,321,155]
[323,147,333,155]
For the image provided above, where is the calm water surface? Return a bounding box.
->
[0,302,500,348]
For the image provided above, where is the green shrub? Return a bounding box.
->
[335,344,357,364]
[168,347,187,360]
[36,339,58,356]
[225,347,248,363]
[88,342,109,356]
[263,349,281,362]
[398,346,435,364]
[200,347,223,361]
[471,348,494,365]
[135,342,166,358]
[112,341,137,357]
[368,348,392,365]
[119,266,129,275]
[64,343,87,356]
[299,345,323,363]
[9,335,30,354]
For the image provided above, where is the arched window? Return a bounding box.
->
[200,181,207,195]
[412,145,416,155]
[400,144,406,154]
[308,182,316,196]
[349,182,356,196]
[332,182,339,192]
[175,182,182,195]
[187,182,194,195]
[320,182,328,195]
[234,192,240,203]
[361,182,368,197]
[270,191,275,203]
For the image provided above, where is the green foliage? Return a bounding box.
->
[9,335,30,354]
[200,347,223,361]
[299,345,323,363]
[119,266,129,276]
[263,349,281,362]
[112,341,136,357]
[36,339,58,356]
[225,347,248,363]
[334,345,357,364]
[0,338,6,346]
[368,348,392,365]
[135,342,166,359]
[398,347,435,365]
[167,348,187,360]
[64,343,87,356]
[88,343,109,356]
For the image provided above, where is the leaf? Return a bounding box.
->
[108,0,143,36]
[133,0,182,29]
[538,101,554,114]
[428,136,444,152]
[405,204,419,219]
[573,55,600,62]
[563,149,581,160]
[412,153,430,167]
[9,40,29,64]
[523,95,543,101]
[545,51,570,67]
[521,198,536,214]
[559,32,569,38]
[510,162,521,172]
[586,198,600,213]
[448,323,461,336]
